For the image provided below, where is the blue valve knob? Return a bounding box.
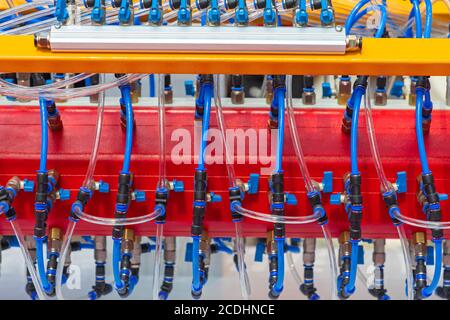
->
[321,171,333,193]
[254,241,266,262]
[330,193,342,205]
[207,7,220,25]
[396,171,407,194]
[438,193,448,201]
[98,180,110,193]
[184,80,195,96]
[185,242,193,262]
[235,7,248,25]
[149,8,162,24]
[390,80,404,98]
[320,8,333,25]
[133,190,146,202]
[23,179,35,193]
[322,82,332,98]
[58,188,71,201]
[263,8,276,25]
[247,173,259,194]
[171,179,184,192]
[285,193,298,205]
[208,192,222,203]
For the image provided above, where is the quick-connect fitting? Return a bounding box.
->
[113,172,132,240]
[419,173,443,239]
[263,0,277,27]
[436,240,450,300]
[155,187,168,224]
[307,190,327,225]
[192,169,207,237]
[234,0,249,26]
[368,239,390,300]
[347,173,363,240]
[70,187,92,222]
[300,238,319,300]
[45,227,62,296]
[230,75,245,105]
[88,236,113,300]
[34,171,49,239]
[382,190,402,226]
[302,75,316,105]
[159,237,176,300]
[116,229,135,298]
[229,186,244,222]
[374,76,387,106]
[337,231,352,299]
[177,0,192,26]
[270,172,285,239]
[412,232,428,300]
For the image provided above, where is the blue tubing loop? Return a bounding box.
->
[39,97,49,173]
[197,84,213,171]
[345,0,371,35]
[350,88,364,175]
[113,238,125,290]
[344,239,360,296]
[35,237,52,293]
[422,239,443,298]
[415,88,431,175]
[191,236,202,292]
[120,85,133,174]
[272,238,285,295]
[275,88,286,173]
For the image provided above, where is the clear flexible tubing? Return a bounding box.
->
[0,7,54,29]
[397,225,415,300]
[0,0,53,20]
[152,74,166,300]
[9,219,48,300]
[213,75,251,299]
[286,251,303,287]
[55,74,106,300]
[321,224,339,300]
[151,223,164,300]
[0,74,147,100]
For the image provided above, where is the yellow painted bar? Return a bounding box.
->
[0,35,449,75]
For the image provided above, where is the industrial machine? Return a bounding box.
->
[0,0,448,301]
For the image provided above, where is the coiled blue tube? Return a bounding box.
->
[423,0,432,38]
[275,88,285,173]
[344,240,359,296]
[350,90,363,175]
[412,0,422,38]
[273,238,285,294]
[422,239,443,297]
[113,238,124,290]
[197,84,212,171]
[39,98,48,173]
[344,0,371,35]
[415,88,431,175]
[35,237,52,293]
[191,236,201,292]
[120,85,133,174]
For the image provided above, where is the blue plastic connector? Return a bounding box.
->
[208,192,222,203]
[390,80,404,98]
[320,7,333,25]
[133,190,146,202]
[330,193,342,205]
[5,79,16,101]
[321,171,333,193]
[23,179,35,193]
[184,80,195,96]
[55,0,69,23]
[207,7,220,25]
[285,244,300,253]
[149,7,162,24]
[178,7,191,25]
[91,0,104,23]
[58,188,71,201]
[295,9,308,26]
[285,193,298,206]
[438,193,448,201]
[246,173,260,194]
[263,8,276,25]
[118,0,132,24]
[98,180,110,193]
[235,7,248,25]
[322,82,332,98]
[395,171,407,194]
[254,241,266,262]
[88,290,97,300]
[171,179,184,192]
[185,242,193,262]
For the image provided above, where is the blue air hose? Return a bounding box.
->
[39,98,48,173]
[197,84,213,171]
[350,90,363,175]
[113,238,125,290]
[344,240,359,296]
[275,88,285,173]
[149,75,155,97]
[423,0,432,38]
[348,4,387,38]
[35,237,52,293]
[344,0,371,35]
[191,236,202,292]
[415,88,431,175]
[412,0,422,38]
[120,85,133,173]
[422,239,443,297]
[273,238,285,294]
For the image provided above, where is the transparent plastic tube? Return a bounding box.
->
[55,220,77,300]
[321,224,339,300]
[286,75,316,193]
[234,221,251,299]
[0,74,146,100]
[158,74,167,188]
[213,74,237,187]
[152,223,164,300]
[232,202,321,224]
[73,206,162,226]
[0,7,54,30]
[397,225,415,300]
[0,1,53,20]
[286,251,303,288]
[9,219,48,300]
[363,83,391,193]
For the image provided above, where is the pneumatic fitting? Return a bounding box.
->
[45,227,62,296]
[88,236,113,300]
[416,76,432,135]
[113,0,134,25]
[117,229,136,298]
[374,76,387,106]
[412,232,427,300]
[302,75,316,105]
[341,75,368,134]
[159,237,176,300]
[230,74,245,105]
[113,172,132,240]
[299,238,320,300]
[268,75,286,129]
[266,232,281,300]
[337,75,351,105]
[368,239,390,300]
[164,75,173,104]
[310,0,334,26]
[195,74,214,120]
[142,0,162,26]
[174,0,192,26]
[337,231,352,300]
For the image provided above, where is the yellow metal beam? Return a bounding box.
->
[0,35,449,75]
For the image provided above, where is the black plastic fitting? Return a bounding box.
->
[192,170,207,236]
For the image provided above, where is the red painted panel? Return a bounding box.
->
[0,105,448,239]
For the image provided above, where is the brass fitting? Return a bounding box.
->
[122,229,135,254]
[412,232,427,258]
[49,227,62,253]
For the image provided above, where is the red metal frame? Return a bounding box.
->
[0,105,449,239]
